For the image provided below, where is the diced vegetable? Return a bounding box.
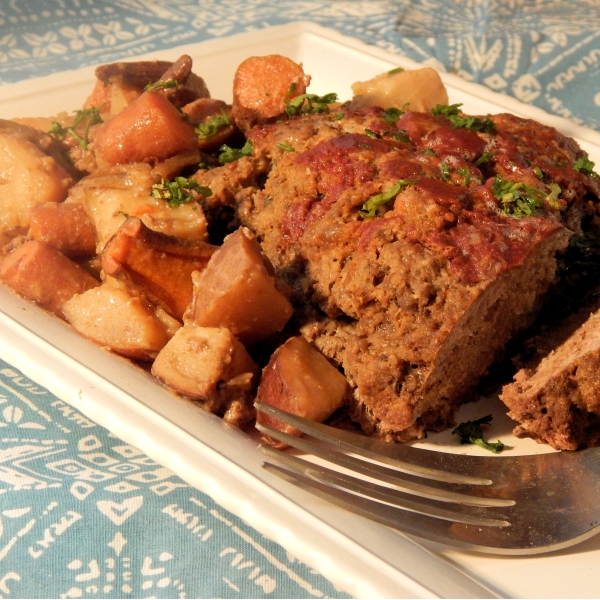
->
[184,227,293,345]
[102,217,217,320]
[93,90,198,165]
[0,130,74,237]
[231,54,311,131]
[62,283,176,360]
[29,202,96,257]
[151,324,257,419]
[67,163,209,252]
[256,336,347,445]
[0,240,99,318]
[351,67,448,113]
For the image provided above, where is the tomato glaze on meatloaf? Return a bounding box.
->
[193,105,600,442]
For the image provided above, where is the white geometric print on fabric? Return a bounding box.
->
[0,359,348,599]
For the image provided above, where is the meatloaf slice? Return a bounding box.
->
[192,105,598,442]
[500,304,600,451]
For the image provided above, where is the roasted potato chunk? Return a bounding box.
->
[67,163,209,251]
[0,129,74,237]
[256,336,347,446]
[350,66,448,113]
[62,283,176,360]
[151,324,257,424]
[184,227,293,346]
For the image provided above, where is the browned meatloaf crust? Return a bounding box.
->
[194,105,600,442]
[500,301,600,451]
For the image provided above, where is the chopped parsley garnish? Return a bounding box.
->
[389,129,411,143]
[276,143,295,152]
[218,139,253,164]
[285,92,338,117]
[388,67,405,74]
[150,177,212,208]
[574,156,599,178]
[423,148,436,156]
[474,152,495,166]
[49,106,104,150]
[457,166,471,186]
[533,166,544,179]
[364,129,378,139]
[195,110,230,140]
[493,175,562,218]
[440,162,451,182]
[359,179,417,218]
[383,107,404,124]
[452,415,504,453]
[431,103,496,133]
[145,79,178,91]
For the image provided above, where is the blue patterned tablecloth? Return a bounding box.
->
[0,1,599,598]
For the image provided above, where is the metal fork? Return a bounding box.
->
[254,402,600,555]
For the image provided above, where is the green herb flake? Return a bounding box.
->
[440,163,451,182]
[195,110,230,140]
[145,79,178,91]
[493,175,562,218]
[422,148,436,156]
[388,67,405,75]
[218,139,253,164]
[285,92,338,117]
[389,129,411,143]
[383,107,404,125]
[474,152,496,166]
[364,129,378,139]
[431,103,496,133]
[533,166,544,179]
[276,143,295,152]
[48,106,104,150]
[457,166,471,186]
[452,415,504,453]
[574,156,600,179]
[150,177,212,208]
[359,179,417,218]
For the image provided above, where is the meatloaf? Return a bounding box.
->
[500,297,600,450]
[194,104,600,442]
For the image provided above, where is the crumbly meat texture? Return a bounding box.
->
[500,302,600,451]
[193,106,599,442]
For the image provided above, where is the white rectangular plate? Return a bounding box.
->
[1,21,599,599]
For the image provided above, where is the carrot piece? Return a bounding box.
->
[93,91,198,165]
[231,55,311,131]
[29,202,96,257]
[0,240,99,318]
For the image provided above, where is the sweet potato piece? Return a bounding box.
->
[0,130,74,236]
[0,240,99,318]
[231,55,311,131]
[184,227,293,345]
[102,217,217,320]
[256,336,347,445]
[151,324,257,421]
[350,67,448,113]
[62,283,175,360]
[93,91,198,166]
[29,202,96,257]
